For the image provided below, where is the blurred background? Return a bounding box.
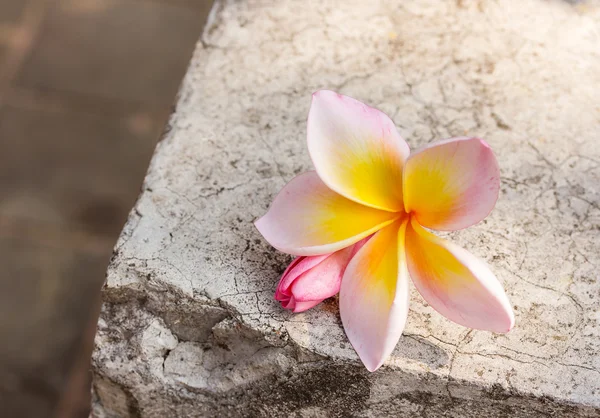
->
[0,0,213,416]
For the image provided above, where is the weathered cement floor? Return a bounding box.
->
[92,0,600,416]
[0,1,212,417]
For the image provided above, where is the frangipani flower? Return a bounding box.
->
[275,238,368,313]
[256,90,514,372]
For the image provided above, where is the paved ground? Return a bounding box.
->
[0,1,213,416]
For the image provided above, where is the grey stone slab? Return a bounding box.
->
[92,0,600,416]
[16,0,207,105]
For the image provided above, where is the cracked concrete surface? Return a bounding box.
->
[92,0,600,416]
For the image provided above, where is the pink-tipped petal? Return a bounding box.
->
[340,220,410,372]
[403,137,500,231]
[307,90,410,212]
[405,217,515,333]
[255,171,399,256]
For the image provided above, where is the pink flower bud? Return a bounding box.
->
[275,238,368,313]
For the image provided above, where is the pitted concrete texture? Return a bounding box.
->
[91,0,600,416]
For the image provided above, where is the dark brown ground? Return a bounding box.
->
[0,1,213,416]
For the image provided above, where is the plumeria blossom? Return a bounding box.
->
[255,90,514,372]
[275,238,368,313]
